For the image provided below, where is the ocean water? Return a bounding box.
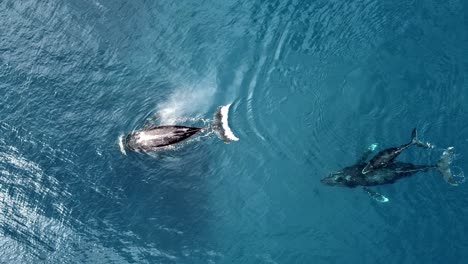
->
[1,0,468,263]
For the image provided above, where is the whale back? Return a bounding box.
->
[126,125,202,151]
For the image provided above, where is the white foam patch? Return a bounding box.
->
[156,79,217,124]
[220,104,239,141]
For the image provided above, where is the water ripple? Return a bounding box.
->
[1,0,468,263]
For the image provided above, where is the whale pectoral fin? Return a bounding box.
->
[356,143,378,165]
[363,187,389,203]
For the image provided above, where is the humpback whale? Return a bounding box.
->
[321,129,459,202]
[321,153,456,187]
[122,104,238,153]
[362,128,430,174]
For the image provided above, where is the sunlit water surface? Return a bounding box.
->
[1,0,468,263]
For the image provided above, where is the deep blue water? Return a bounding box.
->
[1,0,468,263]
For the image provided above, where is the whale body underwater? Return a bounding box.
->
[321,129,460,202]
[122,104,239,153]
[321,129,458,188]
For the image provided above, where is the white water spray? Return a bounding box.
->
[156,81,217,124]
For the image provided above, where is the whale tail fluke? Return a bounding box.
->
[436,147,458,186]
[212,104,239,143]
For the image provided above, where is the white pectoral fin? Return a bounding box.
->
[368,143,378,151]
[363,187,389,203]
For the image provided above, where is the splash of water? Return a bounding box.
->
[155,80,217,124]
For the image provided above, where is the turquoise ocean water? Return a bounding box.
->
[1,0,468,263]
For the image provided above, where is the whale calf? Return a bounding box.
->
[362,128,430,174]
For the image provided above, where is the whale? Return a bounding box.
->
[362,128,430,174]
[121,104,239,153]
[321,146,458,202]
[321,130,459,202]
[321,154,455,188]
